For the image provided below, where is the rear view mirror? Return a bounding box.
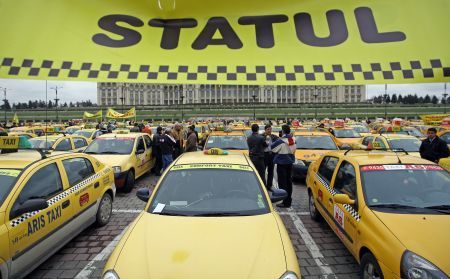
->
[333,194,355,205]
[136,188,151,202]
[136,149,145,155]
[11,199,48,219]
[270,188,288,203]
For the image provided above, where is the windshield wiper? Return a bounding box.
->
[192,212,249,217]
[84,151,98,154]
[370,204,420,209]
[100,151,123,154]
[424,205,450,210]
[154,212,191,216]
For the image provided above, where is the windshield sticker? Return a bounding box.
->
[170,201,188,206]
[171,164,252,171]
[257,194,265,208]
[153,203,166,213]
[361,165,443,171]
[334,205,344,229]
[0,169,21,177]
[97,137,134,140]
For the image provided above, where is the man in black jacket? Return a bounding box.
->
[419,128,449,163]
[263,125,278,190]
[152,127,163,176]
[247,124,268,187]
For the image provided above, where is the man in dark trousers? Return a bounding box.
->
[152,127,163,176]
[247,124,267,187]
[271,125,296,208]
[419,127,449,163]
[263,125,278,191]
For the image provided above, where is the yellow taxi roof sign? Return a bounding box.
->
[0,136,20,149]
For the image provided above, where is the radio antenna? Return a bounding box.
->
[45,80,48,149]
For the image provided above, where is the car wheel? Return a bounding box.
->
[309,193,322,222]
[96,193,112,227]
[123,170,135,193]
[360,253,384,279]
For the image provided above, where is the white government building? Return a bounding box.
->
[97,83,366,106]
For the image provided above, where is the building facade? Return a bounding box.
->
[97,83,366,106]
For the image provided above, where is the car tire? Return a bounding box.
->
[360,253,384,279]
[96,193,112,227]
[123,170,135,193]
[309,192,322,222]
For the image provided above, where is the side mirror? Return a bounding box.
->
[333,194,355,205]
[136,149,145,155]
[270,188,288,203]
[136,188,151,202]
[11,199,48,219]
[340,144,351,150]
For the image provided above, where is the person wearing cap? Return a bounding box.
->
[247,124,268,187]
[152,126,164,176]
[185,125,198,152]
[271,124,296,208]
[419,127,449,163]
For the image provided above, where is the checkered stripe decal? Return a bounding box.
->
[1,57,448,81]
[315,173,361,222]
[10,172,102,227]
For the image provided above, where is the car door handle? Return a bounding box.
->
[62,200,70,209]
[94,182,100,188]
[328,198,334,205]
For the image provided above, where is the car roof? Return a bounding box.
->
[294,131,330,136]
[209,131,244,136]
[324,150,433,166]
[378,134,418,139]
[98,133,144,138]
[31,135,64,140]
[175,151,250,166]
[0,150,76,169]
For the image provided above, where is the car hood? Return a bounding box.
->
[89,154,130,168]
[295,150,331,161]
[113,213,287,279]
[373,211,450,275]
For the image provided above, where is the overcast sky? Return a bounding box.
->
[0,78,447,104]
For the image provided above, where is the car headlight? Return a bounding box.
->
[280,271,298,279]
[112,166,121,174]
[401,251,448,279]
[294,159,305,166]
[102,270,120,279]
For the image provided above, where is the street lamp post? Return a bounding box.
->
[443,83,448,114]
[120,84,125,113]
[0,87,9,126]
[384,84,388,120]
[180,95,185,122]
[50,86,62,123]
[313,86,319,120]
[252,94,257,120]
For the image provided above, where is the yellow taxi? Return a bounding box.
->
[84,133,155,193]
[74,129,103,144]
[64,126,82,134]
[9,127,46,137]
[0,143,115,278]
[28,135,90,152]
[350,125,371,137]
[329,127,362,149]
[102,151,301,279]
[306,150,450,278]
[438,130,450,150]
[360,134,422,157]
[7,132,36,140]
[204,130,248,155]
[439,158,450,172]
[292,131,339,181]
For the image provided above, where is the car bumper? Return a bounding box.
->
[114,171,128,188]
[292,163,309,180]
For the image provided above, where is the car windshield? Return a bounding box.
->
[388,138,421,152]
[84,137,134,154]
[74,130,93,138]
[334,129,361,138]
[149,168,269,216]
[65,127,79,134]
[0,169,21,206]
[441,133,450,144]
[352,126,370,133]
[361,165,450,211]
[29,139,56,149]
[403,127,424,137]
[295,136,337,150]
[205,136,248,150]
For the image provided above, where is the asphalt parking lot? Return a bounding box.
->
[26,173,360,279]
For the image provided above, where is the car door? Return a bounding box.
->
[314,156,340,227]
[7,161,73,277]
[135,136,146,177]
[73,137,88,152]
[61,156,99,228]
[143,135,154,171]
[331,160,360,256]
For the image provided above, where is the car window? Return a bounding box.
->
[62,158,95,186]
[17,163,63,204]
[55,138,72,151]
[334,161,357,199]
[144,135,152,149]
[0,169,21,207]
[136,137,145,152]
[441,133,450,144]
[149,168,269,216]
[362,136,373,146]
[73,137,88,149]
[374,138,387,148]
[318,156,339,184]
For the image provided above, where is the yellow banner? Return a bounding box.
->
[83,110,103,119]
[420,114,450,125]
[0,0,449,85]
[0,136,20,149]
[12,113,19,124]
[106,107,136,119]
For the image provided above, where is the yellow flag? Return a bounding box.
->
[12,113,19,124]
[106,107,136,119]
[0,0,449,85]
